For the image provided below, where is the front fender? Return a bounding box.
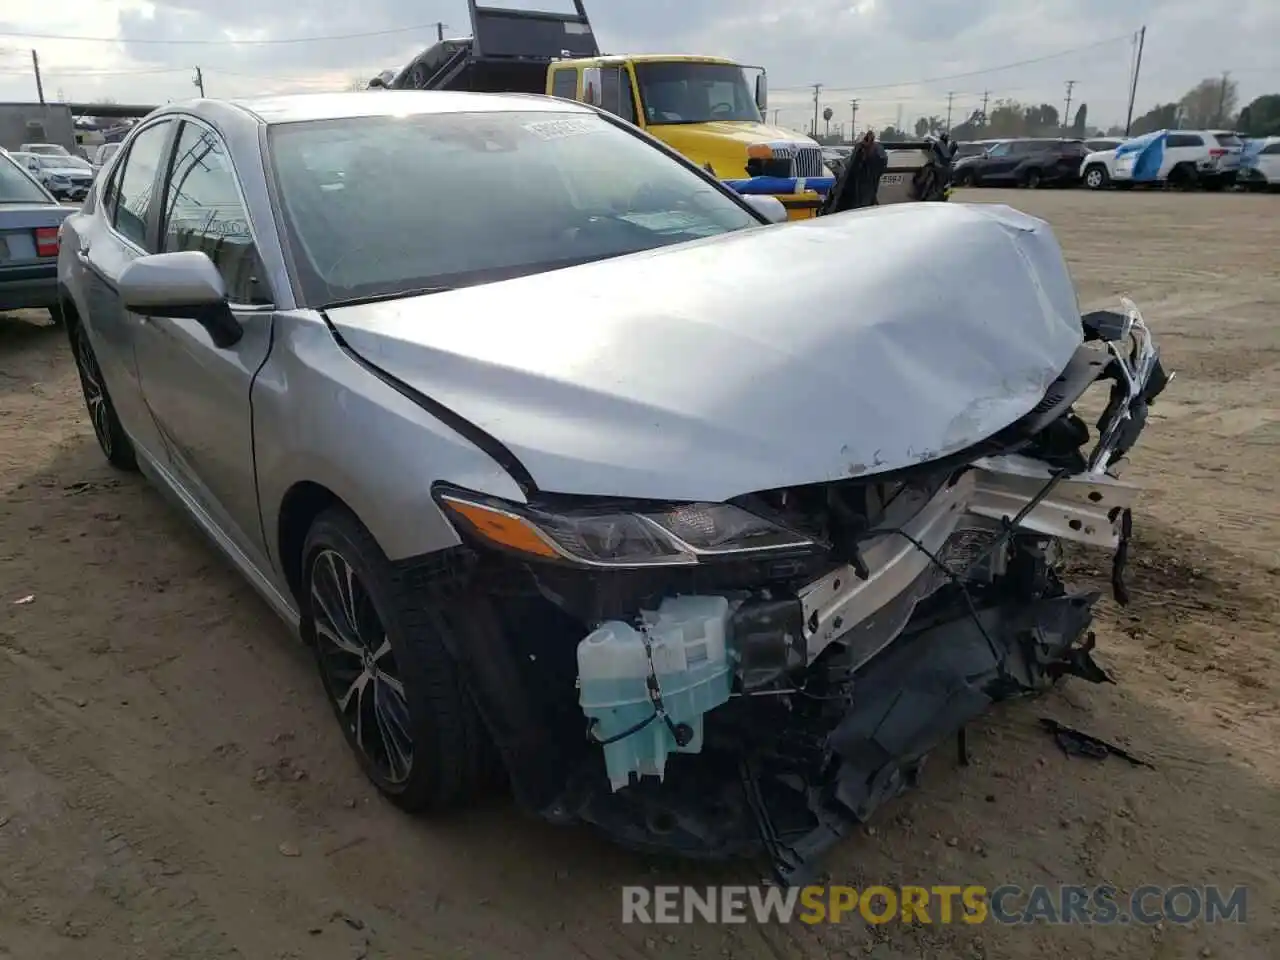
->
[252,313,527,574]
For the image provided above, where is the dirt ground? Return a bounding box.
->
[2,189,1278,960]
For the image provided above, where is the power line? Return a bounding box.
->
[0,22,442,45]
[774,32,1133,94]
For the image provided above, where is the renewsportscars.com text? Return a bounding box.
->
[622,884,1248,926]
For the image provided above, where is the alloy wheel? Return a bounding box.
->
[74,331,113,459]
[310,548,414,784]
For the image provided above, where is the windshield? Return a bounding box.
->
[634,62,763,125]
[268,110,759,307]
[0,153,54,203]
[26,144,69,156]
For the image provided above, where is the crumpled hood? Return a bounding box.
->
[327,202,1084,504]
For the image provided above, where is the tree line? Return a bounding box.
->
[854,77,1280,144]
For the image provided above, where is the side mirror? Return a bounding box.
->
[742,194,788,224]
[754,72,768,113]
[118,251,243,349]
[581,67,602,107]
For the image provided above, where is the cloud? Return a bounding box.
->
[0,0,1275,132]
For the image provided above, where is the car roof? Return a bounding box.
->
[151,90,596,131]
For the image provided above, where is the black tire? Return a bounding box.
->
[302,507,489,813]
[69,321,138,472]
[1168,164,1198,191]
[1083,164,1109,190]
[954,169,973,187]
[1023,167,1043,189]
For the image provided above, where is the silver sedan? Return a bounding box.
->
[57,91,1169,882]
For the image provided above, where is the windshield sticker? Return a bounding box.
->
[523,118,598,141]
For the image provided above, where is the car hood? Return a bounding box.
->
[326,202,1084,504]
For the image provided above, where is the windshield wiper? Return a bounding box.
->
[323,286,453,309]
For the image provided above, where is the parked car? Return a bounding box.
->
[1236,136,1280,190]
[10,152,94,201]
[90,141,123,171]
[19,142,73,158]
[951,138,1089,187]
[0,150,73,316]
[1110,129,1243,190]
[58,92,1170,884]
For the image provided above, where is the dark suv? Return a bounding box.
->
[952,138,1089,188]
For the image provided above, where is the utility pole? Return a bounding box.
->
[192,65,205,97]
[772,109,779,125]
[945,91,955,130]
[1216,71,1230,126]
[810,83,822,138]
[980,90,990,125]
[1124,25,1146,136]
[31,49,45,104]
[1063,80,1076,131]
[849,99,858,137]
[433,21,447,42]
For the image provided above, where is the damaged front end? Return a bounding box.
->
[430,299,1171,884]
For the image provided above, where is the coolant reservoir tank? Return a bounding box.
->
[577,595,733,792]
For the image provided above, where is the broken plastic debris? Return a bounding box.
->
[13,595,34,605]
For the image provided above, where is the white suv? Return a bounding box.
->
[1108,130,1243,189]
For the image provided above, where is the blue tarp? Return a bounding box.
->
[721,176,836,195]
[1114,130,1167,182]
[1239,138,1265,171]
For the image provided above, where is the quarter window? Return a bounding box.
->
[1166,133,1204,148]
[112,120,174,249]
[161,121,270,304]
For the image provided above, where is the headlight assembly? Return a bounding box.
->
[436,489,817,568]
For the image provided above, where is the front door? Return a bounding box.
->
[131,118,277,571]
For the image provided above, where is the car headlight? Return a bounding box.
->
[436,488,817,568]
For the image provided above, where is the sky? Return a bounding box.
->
[0,0,1276,135]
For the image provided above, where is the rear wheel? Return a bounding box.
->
[1023,168,1043,189]
[303,507,490,813]
[69,322,137,472]
[1083,165,1109,190]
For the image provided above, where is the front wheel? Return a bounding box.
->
[303,507,491,813]
[1084,165,1109,190]
[69,322,137,471]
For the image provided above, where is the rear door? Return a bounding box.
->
[70,117,179,461]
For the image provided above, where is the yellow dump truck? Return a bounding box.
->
[370,1,830,219]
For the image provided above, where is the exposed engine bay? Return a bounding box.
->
[426,299,1170,884]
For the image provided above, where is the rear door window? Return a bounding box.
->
[111,119,175,249]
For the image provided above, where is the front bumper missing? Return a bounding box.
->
[556,300,1168,884]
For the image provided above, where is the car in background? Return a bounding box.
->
[19,142,73,158]
[0,149,73,317]
[1237,136,1280,190]
[1110,129,1243,190]
[9,152,94,201]
[953,139,1002,159]
[951,138,1089,188]
[90,142,123,171]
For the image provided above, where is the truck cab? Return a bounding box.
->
[547,55,831,218]
[372,1,829,220]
